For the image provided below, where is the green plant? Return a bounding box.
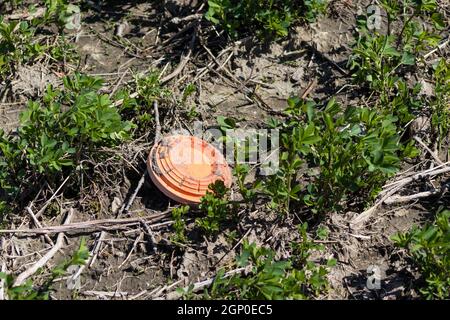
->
[204,227,335,299]
[0,1,82,82]
[171,205,190,244]
[181,83,199,121]
[205,0,328,39]
[43,0,81,31]
[225,230,238,244]
[0,238,89,300]
[182,83,197,104]
[0,74,132,201]
[430,59,450,148]
[216,116,262,204]
[209,241,301,299]
[4,0,25,8]
[290,223,336,295]
[392,209,449,299]
[0,200,7,224]
[263,114,315,213]
[217,115,237,132]
[49,35,79,65]
[0,18,45,80]
[264,98,413,214]
[316,225,329,240]
[303,0,328,23]
[300,98,406,213]
[136,72,171,106]
[378,0,443,46]
[348,0,443,124]
[196,180,232,235]
[349,31,415,93]
[120,72,171,129]
[233,163,261,203]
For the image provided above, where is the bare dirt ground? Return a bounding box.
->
[0,0,449,300]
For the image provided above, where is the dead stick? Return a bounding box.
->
[5,7,45,21]
[352,165,450,226]
[424,37,449,59]
[213,228,252,268]
[0,212,169,235]
[384,190,441,204]
[161,20,199,46]
[118,232,144,269]
[113,92,139,108]
[163,267,246,300]
[413,136,444,165]
[301,79,317,99]
[13,209,74,286]
[193,49,233,82]
[160,32,196,84]
[82,290,129,298]
[152,279,184,298]
[26,207,54,246]
[88,232,106,268]
[381,161,450,193]
[70,231,106,282]
[34,175,70,218]
[171,13,203,24]
[140,220,158,255]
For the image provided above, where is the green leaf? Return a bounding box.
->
[217,116,236,130]
[401,52,415,66]
[384,45,401,57]
[287,96,300,108]
[327,258,337,267]
[323,113,334,131]
[431,13,445,30]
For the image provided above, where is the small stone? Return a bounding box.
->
[419,79,434,97]
[111,197,122,215]
[291,68,304,82]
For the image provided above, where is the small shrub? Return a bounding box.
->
[299,98,405,213]
[430,59,450,147]
[264,98,414,213]
[291,223,336,295]
[392,209,450,299]
[43,0,81,31]
[233,163,260,203]
[171,205,190,244]
[205,0,328,38]
[348,0,443,125]
[0,1,81,81]
[0,18,45,80]
[203,226,335,299]
[117,72,171,132]
[0,74,132,202]
[196,180,232,235]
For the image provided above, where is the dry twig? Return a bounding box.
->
[160,32,196,84]
[160,268,246,300]
[34,175,70,218]
[384,190,442,204]
[0,212,170,236]
[424,36,449,59]
[26,207,54,246]
[413,136,444,165]
[352,164,450,226]
[13,209,74,286]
